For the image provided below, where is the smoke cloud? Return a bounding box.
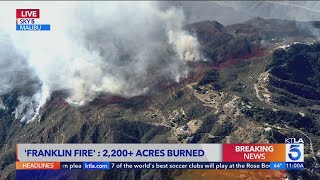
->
[0,2,202,122]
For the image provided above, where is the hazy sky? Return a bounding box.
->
[169,1,320,25]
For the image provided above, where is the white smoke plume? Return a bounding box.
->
[0,2,202,123]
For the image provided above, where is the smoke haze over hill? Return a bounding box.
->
[0,2,202,122]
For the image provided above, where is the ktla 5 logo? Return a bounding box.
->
[286,144,304,162]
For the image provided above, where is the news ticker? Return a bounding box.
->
[16,162,303,171]
[16,9,50,31]
[16,142,304,171]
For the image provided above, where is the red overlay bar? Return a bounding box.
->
[223,144,286,162]
[16,9,40,18]
[16,162,60,170]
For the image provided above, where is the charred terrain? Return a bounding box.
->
[1,18,320,179]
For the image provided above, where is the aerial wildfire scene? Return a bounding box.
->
[0,1,320,179]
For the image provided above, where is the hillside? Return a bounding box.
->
[186,18,320,64]
[1,18,320,179]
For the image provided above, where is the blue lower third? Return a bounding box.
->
[16,24,51,31]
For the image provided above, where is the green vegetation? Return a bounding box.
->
[242,106,320,136]
[269,43,320,91]
[196,70,224,91]
[210,122,234,137]
[197,113,217,134]
[198,70,219,86]
[175,90,184,100]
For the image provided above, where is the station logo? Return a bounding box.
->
[285,138,304,162]
[16,9,50,31]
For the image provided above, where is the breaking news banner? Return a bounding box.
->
[16,9,50,31]
[16,138,304,172]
